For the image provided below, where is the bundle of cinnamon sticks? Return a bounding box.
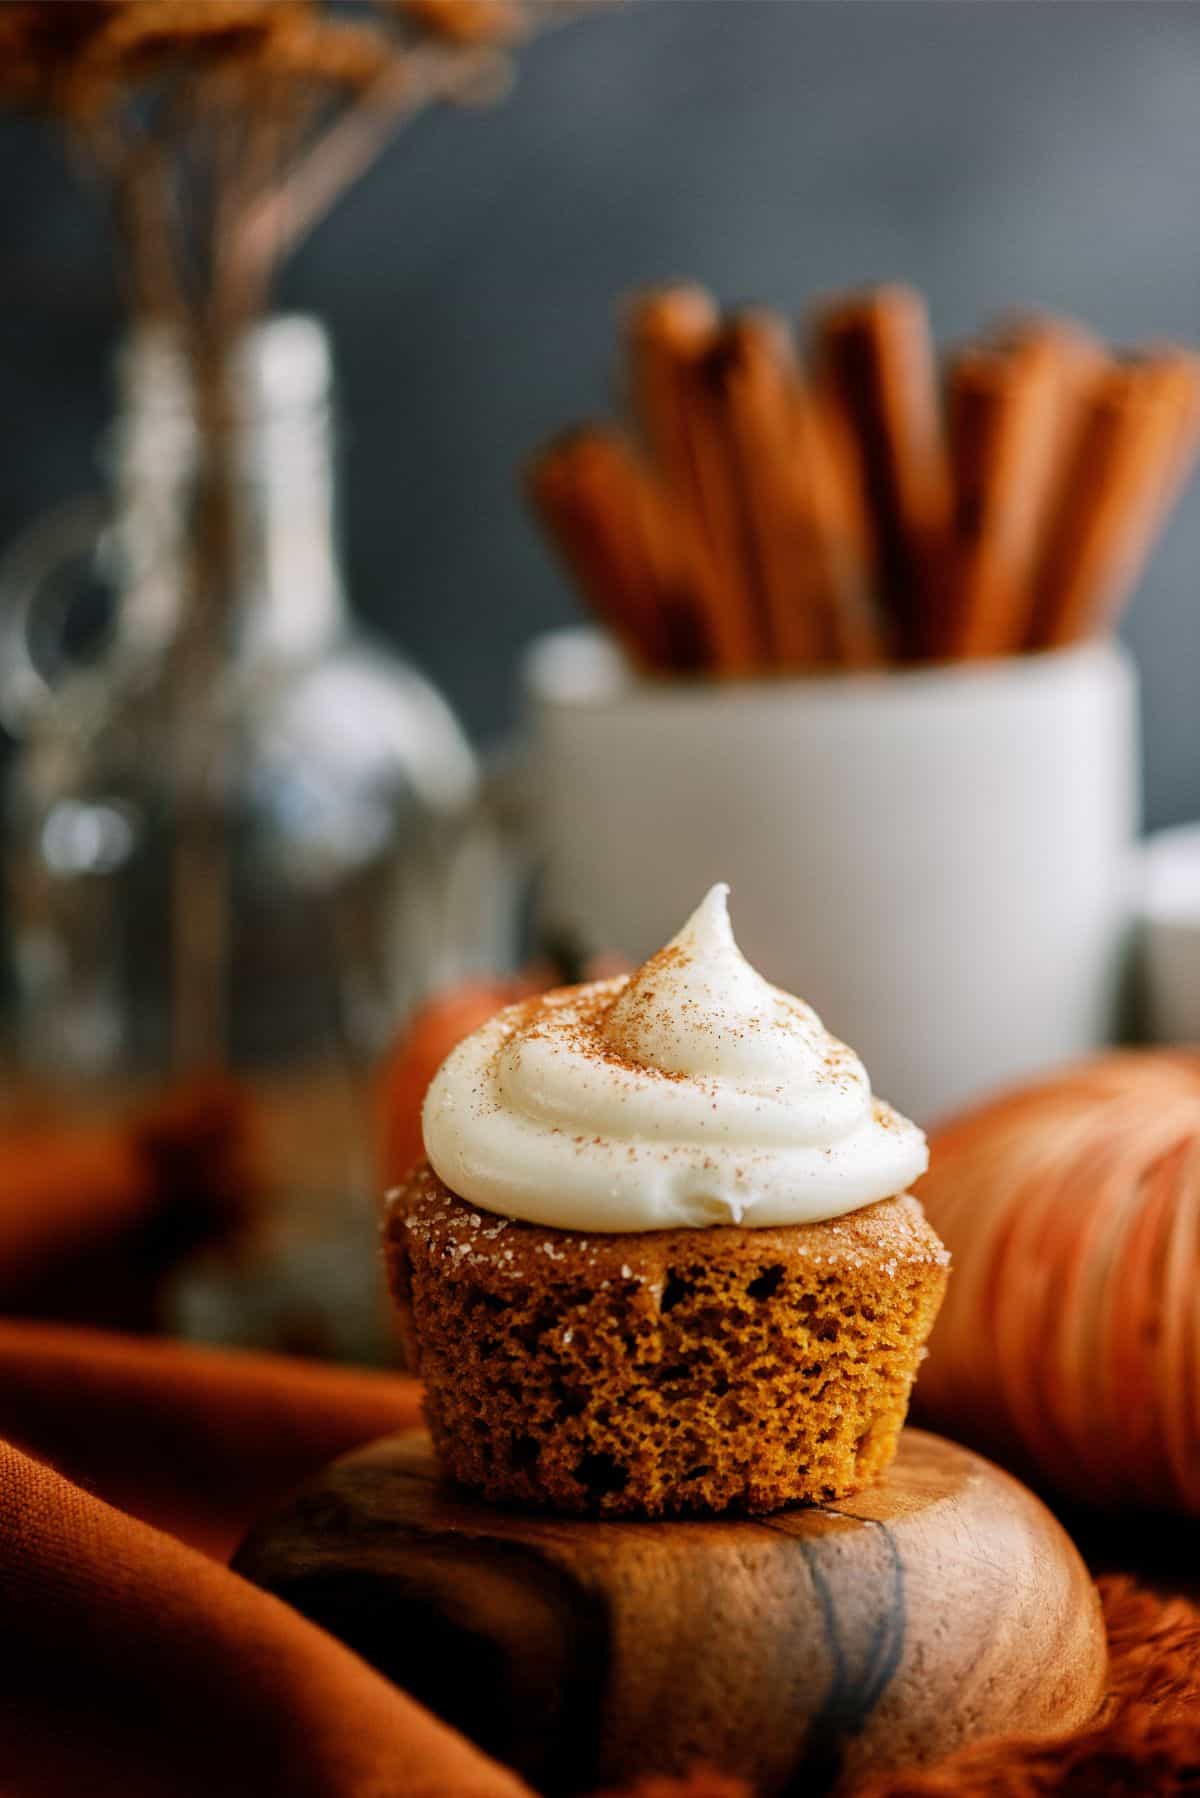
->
[526,283,1200,673]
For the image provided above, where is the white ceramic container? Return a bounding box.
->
[1138,824,1200,1045]
[525,629,1140,1124]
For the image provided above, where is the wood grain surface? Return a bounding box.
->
[234,1427,1106,1795]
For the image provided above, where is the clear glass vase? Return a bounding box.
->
[0,316,482,1360]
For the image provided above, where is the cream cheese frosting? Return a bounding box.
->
[421,884,928,1232]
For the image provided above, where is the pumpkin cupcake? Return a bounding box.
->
[386,885,947,1516]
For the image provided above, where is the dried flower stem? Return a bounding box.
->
[233,42,507,287]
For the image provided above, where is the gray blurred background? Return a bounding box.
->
[1,0,1198,827]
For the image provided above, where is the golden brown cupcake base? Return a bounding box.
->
[386,1164,949,1517]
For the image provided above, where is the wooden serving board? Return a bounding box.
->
[235,1427,1106,1795]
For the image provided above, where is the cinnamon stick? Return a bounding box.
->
[694,312,822,667]
[525,427,685,671]
[810,284,952,659]
[625,284,719,493]
[793,381,887,668]
[625,287,761,673]
[635,469,717,672]
[1153,340,1200,501]
[1029,348,1200,648]
[942,328,1092,659]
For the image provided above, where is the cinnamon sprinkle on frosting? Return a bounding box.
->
[420,884,927,1233]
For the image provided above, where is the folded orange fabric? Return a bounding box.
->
[0,1320,532,1797]
[0,1319,418,1556]
[1,1438,533,1798]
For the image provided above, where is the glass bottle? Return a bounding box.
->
[0,316,481,1359]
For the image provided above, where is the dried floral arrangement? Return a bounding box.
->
[0,0,579,1068]
[0,1,563,335]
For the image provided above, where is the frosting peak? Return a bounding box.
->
[603,883,833,1085]
[422,885,927,1232]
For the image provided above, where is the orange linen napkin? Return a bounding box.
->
[1,1440,536,1798]
[0,1320,531,1798]
[0,1318,417,1557]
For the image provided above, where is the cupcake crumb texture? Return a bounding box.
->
[386,1165,949,1517]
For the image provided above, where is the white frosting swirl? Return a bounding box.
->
[422,884,927,1232]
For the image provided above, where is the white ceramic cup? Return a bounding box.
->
[1137,824,1200,1044]
[524,629,1140,1124]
